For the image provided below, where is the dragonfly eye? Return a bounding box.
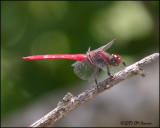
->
[111,54,122,66]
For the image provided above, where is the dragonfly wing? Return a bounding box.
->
[87,47,91,53]
[72,59,97,81]
[97,39,115,51]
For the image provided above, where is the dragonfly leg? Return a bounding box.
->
[94,68,101,92]
[122,61,126,67]
[106,65,113,78]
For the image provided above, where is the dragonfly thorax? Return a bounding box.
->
[87,50,111,70]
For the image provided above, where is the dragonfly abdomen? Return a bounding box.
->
[23,54,86,61]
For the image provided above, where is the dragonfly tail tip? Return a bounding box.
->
[23,57,29,60]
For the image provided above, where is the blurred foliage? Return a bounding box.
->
[1,1,159,120]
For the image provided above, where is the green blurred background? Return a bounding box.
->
[1,1,159,127]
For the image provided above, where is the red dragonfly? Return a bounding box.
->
[23,39,126,89]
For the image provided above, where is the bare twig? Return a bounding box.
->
[30,53,159,127]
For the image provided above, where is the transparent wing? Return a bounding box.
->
[72,59,98,81]
[97,39,115,51]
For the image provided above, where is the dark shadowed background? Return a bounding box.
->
[1,1,159,127]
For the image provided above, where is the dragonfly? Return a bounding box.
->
[23,39,126,90]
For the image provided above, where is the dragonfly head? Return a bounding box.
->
[110,53,122,66]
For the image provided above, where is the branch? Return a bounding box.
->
[30,53,159,127]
